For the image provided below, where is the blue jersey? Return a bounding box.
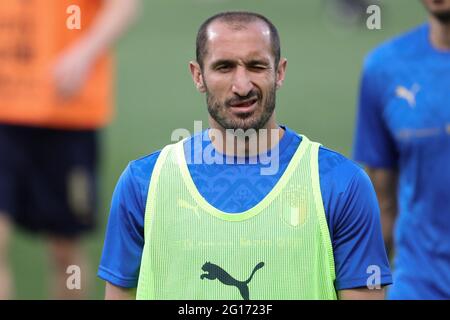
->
[353,23,450,299]
[99,126,392,291]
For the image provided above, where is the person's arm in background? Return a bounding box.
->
[339,288,385,300]
[53,0,141,98]
[105,282,136,300]
[367,168,398,259]
[353,52,399,259]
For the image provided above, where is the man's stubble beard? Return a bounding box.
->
[432,10,450,24]
[205,82,277,131]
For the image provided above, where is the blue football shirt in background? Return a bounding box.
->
[353,23,450,299]
[99,126,392,290]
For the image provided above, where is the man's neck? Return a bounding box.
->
[208,122,285,158]
[429,16,450,50]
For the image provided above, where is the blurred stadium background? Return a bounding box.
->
[9,0,426,299]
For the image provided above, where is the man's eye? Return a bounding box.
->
[250,65,267,70]
[217,66,231,72]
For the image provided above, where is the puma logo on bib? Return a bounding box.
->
[200,262,265,300]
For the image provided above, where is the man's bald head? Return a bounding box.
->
[196,11,281,69]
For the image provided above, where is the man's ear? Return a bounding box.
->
[275,58,287,90]
[189,61,206,93]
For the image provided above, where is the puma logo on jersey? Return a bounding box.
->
[178,199,200,218]
[396,84,420,108]
[200,261,265,300]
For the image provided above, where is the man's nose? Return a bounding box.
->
[231,66,254,97]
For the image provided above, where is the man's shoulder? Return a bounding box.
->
[290,131,363,181]
[125,138,189,184]
[129,150,162,170]
[318,144,361,174]
[125,150,163,188]
[126,134,203,181]
[364,23,428,70]
[318,144,368,191]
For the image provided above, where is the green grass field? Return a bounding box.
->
[9,0,426,299]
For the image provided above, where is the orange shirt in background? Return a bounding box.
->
[0,0,113,129]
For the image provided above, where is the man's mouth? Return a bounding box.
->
[228,98,258,114]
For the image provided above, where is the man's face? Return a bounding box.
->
[192,21,286,131]
[422,0,450,22]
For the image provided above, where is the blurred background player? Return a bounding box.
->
[0,0,140,299]
[353,0,450,299]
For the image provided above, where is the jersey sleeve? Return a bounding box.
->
[329,164,392,290]
[97,152,160,288]
[353,55,398,168]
